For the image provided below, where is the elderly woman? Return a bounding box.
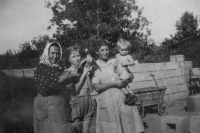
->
[33,42,74,133]
[92,39,144,133]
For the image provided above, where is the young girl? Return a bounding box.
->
[113,38,138,106]
[63,46,95,133]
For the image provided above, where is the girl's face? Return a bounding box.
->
[118,45,129,56]
[97,45,110,61]
[68,50,81,67]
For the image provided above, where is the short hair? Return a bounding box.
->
[64,45,81,60]
[116,38,132,49]
[95,38,110,52]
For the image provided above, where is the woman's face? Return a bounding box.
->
[68,50,81,67]
[98,45,109,60]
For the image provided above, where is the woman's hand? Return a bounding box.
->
[61,71,79,81]
[114,79,128,88]
[83,65,92,75]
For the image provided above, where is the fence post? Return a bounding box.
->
[22,69,25,78]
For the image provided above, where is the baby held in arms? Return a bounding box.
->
[113,38,138,106]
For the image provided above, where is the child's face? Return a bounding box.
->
[118,45,129,56]
[68,50,81,67]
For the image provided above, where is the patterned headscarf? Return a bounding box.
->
[39,42,62,67]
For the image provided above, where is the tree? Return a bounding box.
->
[159,11,200,67]
[15,42,39,68]
[175,11,198,40]
[31,35,56,55]
[46,0,152,56]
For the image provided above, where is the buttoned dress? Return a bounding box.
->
[92,59,144,133]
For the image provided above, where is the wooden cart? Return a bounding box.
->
[132,74,168,118]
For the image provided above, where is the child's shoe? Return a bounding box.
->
[124,93,138,106]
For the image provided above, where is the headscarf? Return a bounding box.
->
[39,42,62,67]
[34,42,65,96]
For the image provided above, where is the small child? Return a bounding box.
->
[113,38,138,106]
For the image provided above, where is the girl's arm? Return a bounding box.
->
[75,71,87,92]
[121,55,135,67]
[75,65,92,93]
[87,74,94,93]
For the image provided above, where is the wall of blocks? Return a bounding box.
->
[1,55,195,103]
[128,55,192,103]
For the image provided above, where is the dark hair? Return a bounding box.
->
[95,39,110,52]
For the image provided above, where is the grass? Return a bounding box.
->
[0,72,36,133]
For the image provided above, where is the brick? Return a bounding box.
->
[145,72,154,80]
[187,94,200,112]
[174,92,181,101]
[165,85,177,94]
[146,63,157,71]
[184,75,190,83]
[184,68,191,75]
[164,94,169,103]
[176,84,188,92]
[128,82,139,90]
[164,70,171,78]
[170,55,177,62]
[161,115,188,133]
[179,61,192,68]
[178,76,186,84]
[189,115,200,133]
[169,69,177,78]
[156,79,163,87]
[178,91,189,99]
[176,55,185,62]
[167,93,176,103]
[166,62,180,70]
[167,77,180,86]
[175,68,185,77]
[192,68,200,76]
[155,71,165,79]
[161,79,168,87]
[155,63,167,71]
[132,73,146,82]
[129,64,143,72]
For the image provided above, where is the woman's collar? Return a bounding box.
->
[97,58,113,68]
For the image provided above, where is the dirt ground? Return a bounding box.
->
[142,99,190,133]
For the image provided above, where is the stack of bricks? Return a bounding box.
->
[128,55,192,103]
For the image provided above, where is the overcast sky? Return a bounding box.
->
[0,0,200,54]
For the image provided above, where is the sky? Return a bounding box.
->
[0,0,200,54]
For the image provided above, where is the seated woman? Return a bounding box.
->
[92,39,145,133]
[34,42,74,133]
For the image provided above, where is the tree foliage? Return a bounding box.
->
[47,0,152,57]
[175,12,198,40]
[158,11,200,66]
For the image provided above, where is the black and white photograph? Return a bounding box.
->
[0,0,200,133]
